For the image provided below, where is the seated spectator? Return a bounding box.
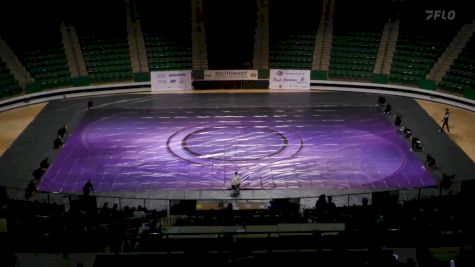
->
[57,125,69,138]
[411,137,423,151]
[32,167,46,180]
[384,104,392,115]
[425,154,437,168]
[315,195,327,210]
[401,127,412,138]
[326,196,337,220]
[25,179,39,200]
[440,174,455,196]
[133,206,146,220]
[40,157,50,169]
[394,114,402,127]
[377,96,386,108]
[440,174,455,189]
[53,136,64,149]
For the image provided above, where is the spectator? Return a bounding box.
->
[401,127,412,138]
[394,114,402,127]
[384,104,392,115]
[327,196,337,221]
[411,137,423,151]
[57,125,69,138]
[327,196,336,211]
[87,100,93,110]
[53,136,64,149]
[440,174,455,196]
[40,157,50,169]
[425,154,437,168]
[32,167,46,180]
[315,195,327,210]
[25,179,39,200]
[133,206,146,220]
[378,96,386,108]
[82,179,94,196]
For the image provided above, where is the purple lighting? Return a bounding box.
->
[39,107,435,193]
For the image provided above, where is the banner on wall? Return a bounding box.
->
[203,70,258,80]
[269,69,310,89]
[151,71,193,91]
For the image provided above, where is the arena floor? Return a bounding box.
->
[0,90,474,201]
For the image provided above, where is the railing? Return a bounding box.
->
[2,78,475,112]
[4,181,460,214]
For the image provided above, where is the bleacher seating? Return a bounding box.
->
[270,32,315,69]
[144,34,192,71]
[20,48,72,90]
[439,35,475,94]
[138,0,192,71]
[79,34,133,83]
[0,60,21,98]
[390,21,461,85]
[328,1,388,80]
[329,31,380,80]
[269,1,319,69]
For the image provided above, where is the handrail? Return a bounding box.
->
[1,79,474,112]
[310,80,475,111]
[0,81,151,112]
[4,182,457,212]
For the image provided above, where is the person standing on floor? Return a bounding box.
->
[438,108,450,133]
[231,172,241,194]
[83,179,94,196]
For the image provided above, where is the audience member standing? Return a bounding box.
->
[83,179,94,196]
[438,108,450,133]
[231,172,241,193]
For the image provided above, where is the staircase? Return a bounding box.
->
[252,0,269,69]
[127,15,141,74]
[380,20,399,75]
[0,35,33,88]
[61,23,88,78]
[427,21,475,82]
[61,23,80,77]
[191,0,208,70]
[312,0,334,71]
[373,22,390,73]
[320,22,333,71]
[126,0,149,75]
[134,20,149,72]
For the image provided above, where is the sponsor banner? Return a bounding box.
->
[204,70,258,80]
[269,69,310,89]
[151,71,193,91]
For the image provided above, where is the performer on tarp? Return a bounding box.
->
[231,172,241,194]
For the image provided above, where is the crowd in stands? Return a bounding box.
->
[1,190,474,266]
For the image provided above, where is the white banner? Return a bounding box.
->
[269,69,310,89]
[151,71,193,91]
[204,70,258,80]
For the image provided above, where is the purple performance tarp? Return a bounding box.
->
[39,107,435,192]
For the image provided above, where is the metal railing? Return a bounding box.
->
[4,181,461,214]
